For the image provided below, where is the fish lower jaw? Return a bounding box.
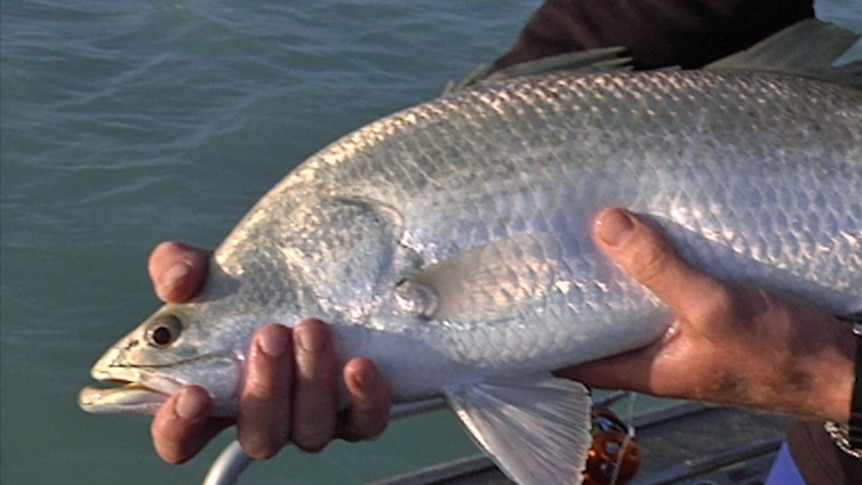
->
[78,382,170,415]
[79,369,183,415]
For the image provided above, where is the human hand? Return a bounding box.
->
[557,208,855,423]
[146,242,391,464]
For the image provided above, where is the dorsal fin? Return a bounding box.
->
[483,47,633,81]
[706,19,861,89]
[448,19,860,94]
[443,47,633,94]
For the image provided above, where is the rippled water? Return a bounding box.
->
[1,1,859,484]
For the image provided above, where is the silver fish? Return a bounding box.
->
[80,20,861,485]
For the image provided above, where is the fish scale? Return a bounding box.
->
[286,69,860,296]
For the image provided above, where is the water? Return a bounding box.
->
[1,1,859,484]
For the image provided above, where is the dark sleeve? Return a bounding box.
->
[490,0,814,71]
[786,419,862,485]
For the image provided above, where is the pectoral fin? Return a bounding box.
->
[444,376,592,485]
[402,233,570,324]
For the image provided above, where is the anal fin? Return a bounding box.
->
[444,375,592,485]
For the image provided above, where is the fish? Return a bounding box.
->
[80,20,861,485]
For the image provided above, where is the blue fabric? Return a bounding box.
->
[765,441,807,485]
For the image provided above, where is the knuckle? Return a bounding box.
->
[244,362,292,402]
[237,410,290,459]
[626,237,673,286]
[700,285,769,323]
[291,402,337,452]
[245,376,284,401]
[688,283,765,328]
[691,285,736,322]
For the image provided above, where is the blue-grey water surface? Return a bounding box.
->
[1,1,860,484]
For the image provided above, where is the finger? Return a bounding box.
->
[338,358,390,442]
[291,319,338,452]
[151,386,230,464]
[147,241,211,303]
[236,324,294,459]
[592,208,724,318]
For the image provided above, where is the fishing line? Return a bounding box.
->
[609,392,637,485]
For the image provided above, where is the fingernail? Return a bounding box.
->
[596,209,635,247]
[296,323,325,352]
[175,388,207,420]
[257,327,290,357]
[161,263,190,291]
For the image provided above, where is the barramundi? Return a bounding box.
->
[80,20,861,485]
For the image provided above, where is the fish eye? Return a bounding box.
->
[146,314,182,347]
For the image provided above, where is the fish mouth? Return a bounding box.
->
[79,367,183,415]
[79,382,170,415]
[79,350,243,416]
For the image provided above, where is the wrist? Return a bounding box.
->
[792,313,856,423]
[750,309,856,422]
[823,314,862,458]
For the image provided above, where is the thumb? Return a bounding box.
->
[148,242,211,303]
[557,208,722,391]
[591,208,723,318]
